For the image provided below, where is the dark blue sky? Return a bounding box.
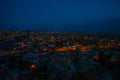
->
[0,0,120,33]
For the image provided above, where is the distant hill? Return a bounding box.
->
[0,18,120,34]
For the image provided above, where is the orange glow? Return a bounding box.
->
[32,37,36,41]
[21,43,27,47]
[56,45,91,52]
[93,56,99,60]
[80,46,88,51]
[98,45,104,48]
[31,64,37,69]
[34,50,40,53]
[56,47,67,52]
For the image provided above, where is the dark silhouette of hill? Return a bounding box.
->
[0,18,120,34]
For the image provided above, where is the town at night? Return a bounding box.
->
[0,0,120,80]
[0,31,120,80]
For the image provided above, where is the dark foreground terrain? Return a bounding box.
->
[0,31,120,80]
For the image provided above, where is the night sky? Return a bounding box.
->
[0,0,120,33]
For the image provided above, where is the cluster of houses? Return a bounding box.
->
[0,31,120,80]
